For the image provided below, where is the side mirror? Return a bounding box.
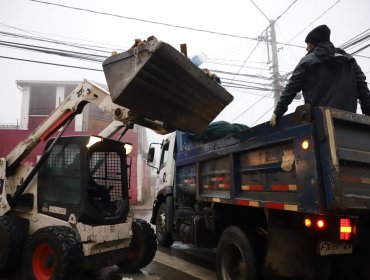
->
[147,147,155,163]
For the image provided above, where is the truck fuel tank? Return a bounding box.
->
[102,36,234,135]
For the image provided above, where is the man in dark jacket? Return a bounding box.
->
[270,25,370,127]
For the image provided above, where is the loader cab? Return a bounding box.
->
[38,136,130,225]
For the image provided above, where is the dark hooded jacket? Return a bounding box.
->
[274,42,370,118]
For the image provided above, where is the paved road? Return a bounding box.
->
[98,243,216,280]
[0,207,216,280]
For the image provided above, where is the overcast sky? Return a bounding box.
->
[1,0,369,141]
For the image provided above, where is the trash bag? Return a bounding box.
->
[189,121,249,142]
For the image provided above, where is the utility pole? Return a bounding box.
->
[269,20,281,107]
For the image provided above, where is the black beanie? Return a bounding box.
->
[305,25,331,44]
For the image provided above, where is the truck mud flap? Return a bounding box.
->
[102,36,234,135]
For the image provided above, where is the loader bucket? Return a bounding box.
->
[102,36,234,135]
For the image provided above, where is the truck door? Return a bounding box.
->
[156,132,176,194]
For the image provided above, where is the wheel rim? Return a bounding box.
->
[221,242,246,280]
[32,242,55,280]
[126,249,138,261]
[156,206,166,240]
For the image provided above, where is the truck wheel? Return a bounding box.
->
[118,219,157,272]
[22,226,83,280]
[155,202,174,247]
[0,216,29,274]
[216,226,257,280]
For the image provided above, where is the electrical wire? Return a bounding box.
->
[0,40,107,62]
[339,29,370,49]
[275,0,299,22]
[211,69,271,80]
[0,22,127,52]
[287,0,342,44]
[29,0,259,41]
[0,30,114,55]
[221,77,272,87]
[231,93,272,122]
[250,0,270,22]
[204,59,268,70]
[0,55,102,71]
[351,43,370,56]
[250,104,275,126]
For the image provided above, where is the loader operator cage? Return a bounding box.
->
[38,136,129,224]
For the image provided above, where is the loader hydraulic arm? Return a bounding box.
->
[5,80,133,173]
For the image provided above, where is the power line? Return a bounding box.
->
[204,60,268,70]
[211,69,271,80]
[0,30,114,54]
[0,40,107,62]
[250,0,270,22]
[30,0,259,41]
[205,57,267,64]
[351,43,370,56]
[339,29,370,49]
[222,77,272,87]
[250,104,275,126]
[232,41,263,81]
[275,0,299,22]
[222,81,272,92]
[0,55,102,71]
[355,54,370,60]
[287,0,342,44]
[231,93,272,122]
[0,22,127,51]
[0,41,274,80]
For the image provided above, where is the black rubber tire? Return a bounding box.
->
[155,202,174,247]
[118,219,157,272]
[22,226,83,280]
[0,215,29,274]
[216,226,257,280]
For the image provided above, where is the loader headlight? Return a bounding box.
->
[86,136,103,148]
[124,143,133,155]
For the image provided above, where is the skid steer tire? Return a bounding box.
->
[155,202,174,247]
[0,216,29,275]
[118,219,157,272]
[22,226,83,280]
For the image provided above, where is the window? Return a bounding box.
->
[159,141,170,170]
[29,85,56,115]
[41,143,81,204]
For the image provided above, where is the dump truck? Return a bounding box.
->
[148,104,370,280]
[0,36,232,279]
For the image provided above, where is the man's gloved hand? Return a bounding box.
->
[270,113,277,127]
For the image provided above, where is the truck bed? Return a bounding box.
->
[174,106,370,215]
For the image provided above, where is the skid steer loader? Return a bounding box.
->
[0,36,233,279]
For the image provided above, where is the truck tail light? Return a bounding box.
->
[304,218,312,227]
[316,218,326,229]
[304,217,326,230]
[301,139,310,150]
[340,218,352,240]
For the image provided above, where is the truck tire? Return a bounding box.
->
[155,202,174,247]
[0,216,29,274]
[118,219,157,272]
[216,226,257,280]
[22,226,83,280]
